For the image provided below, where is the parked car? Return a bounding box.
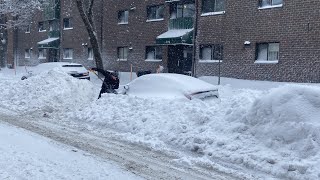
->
[121,73,219,100]
[21,62,90,80]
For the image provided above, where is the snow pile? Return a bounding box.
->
[0,69,96,116]
[244,85,320,158]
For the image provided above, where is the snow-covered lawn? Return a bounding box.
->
[1,67,320,179]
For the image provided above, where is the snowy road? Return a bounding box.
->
[0,112,239,180]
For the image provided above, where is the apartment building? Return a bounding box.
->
[8,0,320,82]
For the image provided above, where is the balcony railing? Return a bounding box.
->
[169,17,194,30]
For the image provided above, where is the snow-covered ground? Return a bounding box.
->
[1,67,320,179]
[0,122,143,180]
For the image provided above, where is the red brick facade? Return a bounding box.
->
[7,0,320,82]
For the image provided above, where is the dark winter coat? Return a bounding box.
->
[92,68,119,95]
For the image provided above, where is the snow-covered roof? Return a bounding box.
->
[157,29,193,39]
[37,38,59,44]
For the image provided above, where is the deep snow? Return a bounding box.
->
[1,67,320,179]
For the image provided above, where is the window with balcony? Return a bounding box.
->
[38,49,47,59]
[118,10,129,24]
[147,5,164,21]
[259,0,283,9]
[49,20,59,31]
[63,18,73,29]
[38,22,46,32]
[63,48,73,59]
[117,47,128,61]
[255,43,279,63]
[199,44,223,62]
[145,46,162,61]
[202,0,225,15]
[170,3,195,19]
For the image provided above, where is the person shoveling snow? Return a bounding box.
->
[90,68,119,99]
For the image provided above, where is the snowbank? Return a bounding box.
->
[245,85,320,158]
[0,69,96,116]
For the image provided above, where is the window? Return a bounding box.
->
[256,43,279,62]
[145,46,162,61]
[200,44,223,62]
[49,20,59,31]
[38,49,47,59]
[147,5,164,21]
[88,48,93,60]
[117,47,129,61]
[25,49,31,58]
[170,3,195,19]
[63,18,72,29]
[202,0,225,14]
[63,48,73,59]
[118,10,129,24]
[259,0,283,8]
[25,25,31,33]
[38,22,46,32]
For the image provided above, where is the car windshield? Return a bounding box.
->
[62,65,83,67]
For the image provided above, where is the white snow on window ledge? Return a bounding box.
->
[254,60,279,64]
[258,4,283,10]
[117,59,128,61]
[87,58,93,61]
[145,59,162,62]
[146,19,164,22]
[201,11,225,17]
[38,57,46,60]
[63,28,73,30]
[199,60,223,63]
[118,22,128,25]
[38,30,46,32]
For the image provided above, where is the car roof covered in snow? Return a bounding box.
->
[125,73,218,99]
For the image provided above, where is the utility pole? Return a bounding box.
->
[191,0,199,77]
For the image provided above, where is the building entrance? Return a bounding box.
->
[168,45,193,75]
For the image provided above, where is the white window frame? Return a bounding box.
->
[63,18,73,30]
[63,48,73,59]
[145,46,162,62]
[258,0,283,9]
[25,49,31,58]
[255,43,279,64]
[147,5,164,22]
[201,0,225,16]
[88,48,94,60]
[199,44,223,63]
[38,49,47,59]
[118,10,129,24]
[117,47,129,61]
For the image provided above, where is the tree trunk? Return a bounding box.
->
[75,0,104,70]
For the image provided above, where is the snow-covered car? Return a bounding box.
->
[122,73,219,100]
[21,62,90,80]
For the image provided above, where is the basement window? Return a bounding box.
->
[117,47,129,61]
[255,43,279,63]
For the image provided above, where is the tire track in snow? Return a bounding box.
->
[0,112,245,180]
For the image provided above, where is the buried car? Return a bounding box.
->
[21,62,90,80]
[122,73,218,100]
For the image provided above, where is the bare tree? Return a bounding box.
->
[75,0,104,70]
[0,0,48,29]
